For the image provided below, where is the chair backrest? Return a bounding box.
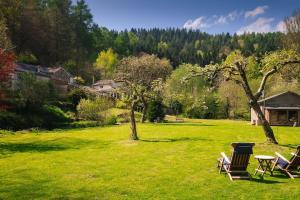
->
[229,143,255,171]
[288,145,300,168]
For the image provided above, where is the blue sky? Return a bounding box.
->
[79,0,300,34]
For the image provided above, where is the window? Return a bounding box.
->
[288,111,298,122]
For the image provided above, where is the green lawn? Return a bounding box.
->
[0,119,299,199]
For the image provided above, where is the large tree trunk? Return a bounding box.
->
[250,101,278,144]
[236,63,278,144]
[129,103,138,140]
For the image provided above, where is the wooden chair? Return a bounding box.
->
[218,142,255,181]
[271,145,300,179]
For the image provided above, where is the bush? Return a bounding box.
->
[41,105,71,129]
[77,97,113,122]
[67,121,100,128]
[185,95,220,119]
[68,88,89,109]
[0,111,26,131]
[147,100,165,122]
[168,100,183,115]
[104,115,117,125]
[115,100,127,109]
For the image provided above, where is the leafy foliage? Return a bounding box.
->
[95,48,118,78]
[146,100,165,122]
[77,97,113,122]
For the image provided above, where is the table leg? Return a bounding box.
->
[255,159,263,175]
[265,160,273,176]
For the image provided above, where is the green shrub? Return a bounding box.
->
[184,95,220,119]
[115,100,127,109]
[67,121,100,128]
[68,88,90,109]
[168,100,183,115]
[41,105,71,129]
[147,100,165,122]
[104,115,117,125]
[77,98,113,122]
[0,112,26,131]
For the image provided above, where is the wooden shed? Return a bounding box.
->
[251,91,300,126]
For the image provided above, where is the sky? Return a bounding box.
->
[79,0,300,34]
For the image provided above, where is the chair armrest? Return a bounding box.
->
[291,152,300,157]
[221,152,231,164]
[275,152,291,164]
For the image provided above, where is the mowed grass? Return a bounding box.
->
[0,119,299,199]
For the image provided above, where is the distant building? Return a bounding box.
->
[251,91,300,126]
[12,63,75,95]
[91,79,122,98]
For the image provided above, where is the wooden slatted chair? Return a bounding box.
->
[218,142,255,181]
[271,145,300,179]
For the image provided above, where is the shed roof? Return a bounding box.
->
[265,106,300,110]
[258,91,300,103]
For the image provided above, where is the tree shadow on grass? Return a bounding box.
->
[140,137,212,143]
[160,123,215,127]
[0,138,96,155]
[251,177,284,184]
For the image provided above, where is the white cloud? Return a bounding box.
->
[245,5,269,18]
[215,16,227,24]
[237,17,274,34]
[228,11,239,21]
[183,16,209,30]
[214,11,239,25]
[276,20,286,32]
[183,11,239,30]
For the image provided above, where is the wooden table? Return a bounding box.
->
[254,155,275,177]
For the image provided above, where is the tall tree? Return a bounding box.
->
[188,50,300,144]
[95,48,118,79]
[115,54,171,140]
[71,0,93,75]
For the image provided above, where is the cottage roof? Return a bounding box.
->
[16,63,50,77]
[258,91,300,103]
[15,63,72,79]
[265,106,300,110]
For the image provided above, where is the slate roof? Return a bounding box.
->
[16,63,50,77]
[258,91,300,103]
[15,63,71,79]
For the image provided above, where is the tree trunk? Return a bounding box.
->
[129,103,138,140]
[250,101,278,144]
[236,63,278,144]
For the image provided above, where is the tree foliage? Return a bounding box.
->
[115,54,172,139]
[95,48,118,78]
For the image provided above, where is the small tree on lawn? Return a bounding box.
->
[115,54,172,140]
[188,50,300,144]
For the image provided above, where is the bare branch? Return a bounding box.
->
[255,60,300,99]
[255,67,277,99]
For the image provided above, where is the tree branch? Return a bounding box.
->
[255,67,277,99]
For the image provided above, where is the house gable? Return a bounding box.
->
[49,67,72,83]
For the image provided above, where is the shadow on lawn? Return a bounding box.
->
[0,138,96,155]
[160,123,215,127]
[251,177,284,184]
[140,137,211,143]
